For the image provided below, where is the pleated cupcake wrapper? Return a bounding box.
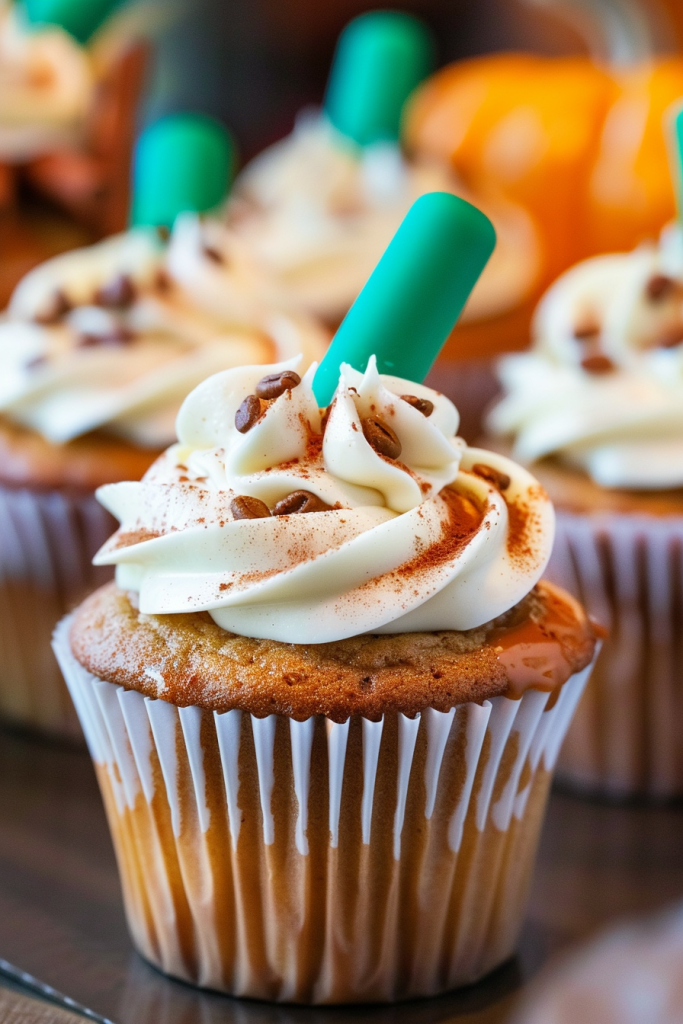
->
[0,482,113,738]
[546,511,683,798]
[54,616,594,1002]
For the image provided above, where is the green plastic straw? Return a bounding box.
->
[313,192,496,405]
[130,113,235,230]
[324,10,434,147]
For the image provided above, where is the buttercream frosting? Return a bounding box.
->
[226,112,540,324]
[0,1,92,160]
[94,355,554,643]
[488,223,683,490]
[0,214,328,448]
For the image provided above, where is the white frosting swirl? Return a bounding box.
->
[0,214,328,448]
[226,112,540,324]
[488,224,683,490]
[0,2,92,160]
[94,356,554,643]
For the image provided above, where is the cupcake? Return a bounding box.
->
[225,12,540,335]
[0,113,328,738]
[0,0,93,167]
[512,903,683,1024]
[54,194,599,1002]
[486,217,683,798]
[0,0,140,225]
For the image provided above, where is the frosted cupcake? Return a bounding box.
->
[0,114,328,738]
[487,220,683,798]
[54,194,599,1002]
[0,0,92,164]
[226,12,540,331]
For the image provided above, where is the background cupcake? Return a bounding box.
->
[226,11,541,336]
[54,193,600,1002]
[0,0,150,240]
[0,111,328,739]
[486,114,683,797]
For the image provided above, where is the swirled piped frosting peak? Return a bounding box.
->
[488,224,683,490]
[0,213,328,448]
[94,355,554,643]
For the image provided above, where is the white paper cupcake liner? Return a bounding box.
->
[546,511,683,798]
[54,616,594,1003]
[0,483,113,738]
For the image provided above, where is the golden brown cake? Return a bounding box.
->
[72,578,597,719]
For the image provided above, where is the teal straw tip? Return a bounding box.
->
[324,10,434,147]
[131,113,235,229]
[20,0,124,42]
[313,192,496,405]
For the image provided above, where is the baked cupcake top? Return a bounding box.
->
[226,113,540,326]
[0,1,92,160]
[70,578,597,719]
[0,214,328,452]
[488,224,683,491]
[92,356,556,645]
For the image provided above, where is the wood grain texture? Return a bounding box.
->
[1,727,683,1023]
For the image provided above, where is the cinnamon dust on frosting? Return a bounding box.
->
[92,357,557,644]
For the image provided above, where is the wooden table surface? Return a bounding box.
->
[1,728,682,1024]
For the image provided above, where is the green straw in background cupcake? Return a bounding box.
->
[323,9,434,149]
[19,0,125,43]
[131,111,236,230]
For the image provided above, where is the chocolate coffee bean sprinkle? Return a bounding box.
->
[25,354,47,371]
[362,417,402,459]
[573,320,600,340]
[581,353,615,374]
[34,290,71,325]
[95,274,136,309]
[657,326,683,349]
[155,269,173,293]
[401,394,434,416]
[77,326,135,347]
[255,370,301,400]
[203,245,225,265]
[646,274,676,302]
[273,490,333,515]
[235,394,262,433]
[472,463,511,491]
[231,495,272,520]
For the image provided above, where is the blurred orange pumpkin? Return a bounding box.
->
[405,52,683,357]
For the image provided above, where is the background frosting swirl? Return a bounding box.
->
[488,224,683,490]
[0,214,328,448]
[95,356,554,643]
[226,112,540,326]
[0,2,92,160]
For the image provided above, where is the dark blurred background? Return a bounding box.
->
[143,0,682,162]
